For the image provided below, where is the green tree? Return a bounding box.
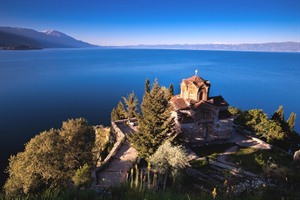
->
[272,106,290,132]
[287,112,296,131]
[4,118,96,197]
[168,83,174,98]
[235,109,287,142]
[4,129,65,196]
[228,106,241,117]
[272,105,284,122]
[128,80,174,158]
[72,164,92,188]
[93,125,111,164]
[255,119,285,142]
[111,101,126,121]
[145,78,150,93]
[122,91,138,119]
[60,118,95,172]
[149,141,190,191]
[238,109,268,132]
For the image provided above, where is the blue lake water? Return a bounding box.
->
[0,48,299,185]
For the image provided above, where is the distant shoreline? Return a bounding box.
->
[108,42,300,53]
[0,45,43,50]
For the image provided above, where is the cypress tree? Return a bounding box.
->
[272,105,291,133]
[145,78,150,93]
[128,80,174,159]
[123,92,138,119]
[168,83,174,97]
[111,101,126,121]
[272,105,284,122]
[168,83,174,99]
[287,112,296,131]
[111,108,118,121]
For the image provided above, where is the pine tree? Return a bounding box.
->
[272,105,284,122]
[287,112,296,131]
[123,91,138,119]
[168,83,174,97]
[145,78,150,93]
[111,108,118,121]
[116,101,126,118]
[128,80,174,159]
[111,101,126,121]
[272,105,290,132]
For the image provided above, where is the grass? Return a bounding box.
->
[191,143,236,158]
[229,147,293,174]
[2,183,300,200]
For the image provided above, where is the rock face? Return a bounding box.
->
[293,150,300,168]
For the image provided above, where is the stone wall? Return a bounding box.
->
[91,120,127,188]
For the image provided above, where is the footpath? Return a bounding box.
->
[93,121,138,190]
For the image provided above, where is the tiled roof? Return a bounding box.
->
[193,100,215,109]
[182,75,208,88]
[208,95,229,107]
[171,97,189,111]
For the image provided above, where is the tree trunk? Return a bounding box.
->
[163,169,169,191]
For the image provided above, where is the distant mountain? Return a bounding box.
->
[121,42,300,52]
[0,27,97,49]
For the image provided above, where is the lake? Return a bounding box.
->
[0,48,299,186]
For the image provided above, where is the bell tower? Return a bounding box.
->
[180,72,210,102]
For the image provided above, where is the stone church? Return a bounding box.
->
[170,73,233,145]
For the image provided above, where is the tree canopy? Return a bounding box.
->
[4,118,98,197]
[111,101,126,121]
[235,106,299,151]
[149,141,190,186]
[128,79,175,159]
[111,92,138,121]
[122,91,138,119]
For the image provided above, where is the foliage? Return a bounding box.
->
[168,83,174,98]
[212,187,217,199]
[149,141,190,184]
[235,106,299,151]
[4,118,96,197]
[122,91,138,119]
[109,184,211,200]
[93,126,111,163]
[145,78,150,93]
[230,147,293,174]
[4,129,66,196]
[111,101,126,121]
[235,109,285,143]
[228,106,241,117]
[255,119,285,143]
[1,188,102,200]
[2,183,300,200]
[271,105,284,122]
[128,79,175,158]
[287,112,296,131]
[72,164,92,188]
[60,118,95,172]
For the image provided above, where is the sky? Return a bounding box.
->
[0,0,299,45]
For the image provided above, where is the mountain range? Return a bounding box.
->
[0,27,96,49]
[122,42,300,52]
[0,26,299,52]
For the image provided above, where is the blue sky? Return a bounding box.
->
[0,0,299,45]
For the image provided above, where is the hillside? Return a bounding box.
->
[0,27,97,49]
